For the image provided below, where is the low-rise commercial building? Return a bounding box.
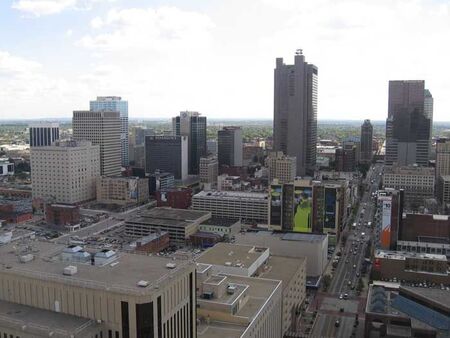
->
[45,203,80,227]
[0,240,197,338]
[196,263,282,338]
[365,284,450,338]
[234,231,328,280]
[155,188,192,209]
[373,250,450,284]
[96,176,149,205]
[199,218,241,237]
[125,207,211,246]
[192,190,268,225]
[128,231,170,254]
[383,165,435,209]
[0,159,14,176]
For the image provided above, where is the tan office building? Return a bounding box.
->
[436,138,450,178]
[265,151,297,184]
[96,176,149,205]
[199,156,218,190]
[31,140,100,204]
[73,110,121,176]
[0,240,197,338]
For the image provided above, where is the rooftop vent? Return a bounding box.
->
[63,265,77,276]
[19,254,34,263]
[166,263,176,269]
[137,280,149,287]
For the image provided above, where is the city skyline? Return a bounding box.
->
[1,0,449,121]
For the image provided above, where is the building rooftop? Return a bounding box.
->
[196,243,268,268]
[375,249,447,262]
[127,207,211,228]
[0,299,99,337]
[197,274,281,338]
[0,240,193,296]
[201,218,240,227]
[259,255,305,291]
[194,190,268,200]
[384,165,435,176]
[281,232,328,243]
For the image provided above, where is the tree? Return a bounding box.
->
[322,274,332,292]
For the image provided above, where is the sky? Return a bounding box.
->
[0,0,449,121]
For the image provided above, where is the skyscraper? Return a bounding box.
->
[385,81,432,166]
[72,110,121,176]
[145,135,188,180]
[436,138,450,178]
[360,119,373,163]
[90,96,129,166]
[217,126,243,167]
[273,50,318,176]
[172,111,207,174]
[29,123,59,147]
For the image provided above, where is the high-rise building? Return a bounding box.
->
[199,155,218,189]
[385,81,432,166]
[266,151,296,184]
[29,122,59,147]
[73,110,121,176]
[217,126,243,167]
[144,135,188,180]
[172,111,207,175]
[273,51,318,176]
[30,140,100,204]
[335,143,357,172]
[131,126,154,146]
[360,119,373,163]
[436,138,450,178]
[90,96,129,166]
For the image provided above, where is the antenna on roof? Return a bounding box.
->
[296,49,303,55]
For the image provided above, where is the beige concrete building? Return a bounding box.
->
[265,151,297,184]
[31,140,100,204]
[125,207,211,246]
[259,255,307,336]
[96,176,149,205]
[437,175,450,208]
[0,240,196,338]
[192,191,268,225]
[199,156,218,190]
[196,263,282,338]
[383,165,435,208]
[73,110,121,176]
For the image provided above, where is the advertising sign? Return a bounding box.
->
[381,198,392,249]
[270,184,282,226]
[293,187,313,232]
[129,179,138,200]
[324,188,337,231]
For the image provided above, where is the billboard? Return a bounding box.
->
[324,188,337,231]
[293,187,313,232]
[270,184,282,227]
[128,179,138,200]
[381,198,392,249]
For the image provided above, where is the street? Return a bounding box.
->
[310,164,383,337]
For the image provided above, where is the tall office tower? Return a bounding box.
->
[90,96,129,166]
[29,123,59,147]
[385,81,432,166]
[30,140,100,204]
[145,135,188,180]
[265,151,297,184]
[218,126,243,167]
[132,126,154,145]
[436,138,450,178]
[273,50,318,176]
[172,111,207,175]
[360,119,373,163]
[72,110,121,176]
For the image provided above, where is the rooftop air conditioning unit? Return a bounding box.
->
[63,265,77,276]
[166,263,176,269]
[137,280,149,287]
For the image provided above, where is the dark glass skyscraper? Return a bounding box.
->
[217,126,243,167]
[360,119,373,163]
[385,81,432,166]
[273,50,318,176]
[172,111,207,175]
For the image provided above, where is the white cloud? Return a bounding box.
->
[12,0,77,16]
[3,1,450,121]
[0,51,42,76]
